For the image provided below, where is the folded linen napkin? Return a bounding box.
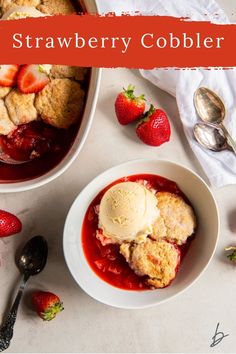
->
[96,0,235,187]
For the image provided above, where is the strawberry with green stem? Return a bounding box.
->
[225,246,236,262]
[115,85,145,125]
[136,104,171,146]
[32,291,64,321]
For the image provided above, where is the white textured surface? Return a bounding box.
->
[0,1,236,353]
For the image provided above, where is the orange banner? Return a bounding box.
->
[0,14,234,68]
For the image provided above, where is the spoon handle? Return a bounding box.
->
[0,274,29,352]
[220,123,236,154]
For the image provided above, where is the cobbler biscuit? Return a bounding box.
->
[0,0,41,13]
[120,239,180,288]
[0,99,16,135]
[35,78,85,129]
[5,89,38,125]
[151,215,167,239]
[51,65,88,81]
[37,0,76,15]
[0,86,11,99]
[153,192,196,245]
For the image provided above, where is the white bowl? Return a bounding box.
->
[0,0,101,193]
[63,159,219,309]
[0,67,101,193]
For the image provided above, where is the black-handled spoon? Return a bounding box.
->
[0,236,48,352]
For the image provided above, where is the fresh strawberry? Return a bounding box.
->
[0,65,19,87]
[32,291,64,321]
[136,105,171,146]
[17,65,49,94]
[0,210,22,237]
[115,85,145,125]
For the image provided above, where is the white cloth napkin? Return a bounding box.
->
[96,0,236,187]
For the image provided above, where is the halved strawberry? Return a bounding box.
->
[0,65,19,87]
[17,65,49,94]
[32,291,64,321]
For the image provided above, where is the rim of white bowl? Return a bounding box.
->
[63,158,220,309]
[0,68,102,193]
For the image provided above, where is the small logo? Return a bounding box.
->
[210,322,229,347]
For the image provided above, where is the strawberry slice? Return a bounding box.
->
[17,65,49,94]
[32,291,64,321]
[0,210,22,237]
[0,65,19,87]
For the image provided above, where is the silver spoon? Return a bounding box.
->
[0,139,30,165]
[194,122,231,152]
[194,87,236,154]
[0,236,48,352]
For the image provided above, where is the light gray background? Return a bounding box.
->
[0,1,236,353]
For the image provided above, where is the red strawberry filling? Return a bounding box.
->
[82,174,194,291]
[0,121,63,162]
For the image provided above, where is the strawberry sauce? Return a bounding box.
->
[82,174,193,291]
[0,121,79,182]
[0,122,65,161]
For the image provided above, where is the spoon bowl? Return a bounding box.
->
[194,87,225,124]
[194,87,236,154]
[0,138,30,165]
[194,123,230,152]
[18,236,48,276]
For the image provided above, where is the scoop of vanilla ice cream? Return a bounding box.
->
[98,182,159,244]
[1,6,45,20]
